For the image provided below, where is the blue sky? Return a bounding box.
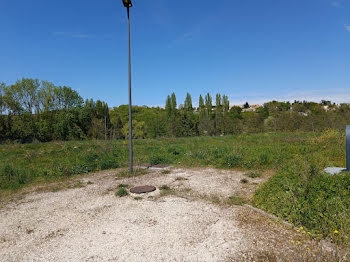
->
[1,0,349,107]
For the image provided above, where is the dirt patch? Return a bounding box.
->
[0,168,343,262]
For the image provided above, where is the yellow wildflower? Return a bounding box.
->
[296,229,300,233]
[300,227,304,230]
[297,241,301,245]
[334,230,339,234]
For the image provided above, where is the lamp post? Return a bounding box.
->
[122,0,133,173]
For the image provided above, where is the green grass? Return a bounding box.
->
[253,158,350,246]
[0,131,345,192]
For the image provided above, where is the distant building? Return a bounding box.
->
[241,104,262,112]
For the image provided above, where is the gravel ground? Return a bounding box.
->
[0,168,339,262]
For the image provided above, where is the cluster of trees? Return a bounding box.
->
[1,78,350,143]
[0,79,112,142]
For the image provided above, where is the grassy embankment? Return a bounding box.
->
[0,130,349,245]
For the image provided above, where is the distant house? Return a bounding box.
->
[241,104,262,112]
[299,112,308,116]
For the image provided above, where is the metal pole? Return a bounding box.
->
[127,6,133,174]
[346,125,350,171]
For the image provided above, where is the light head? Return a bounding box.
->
[122,0,132,7]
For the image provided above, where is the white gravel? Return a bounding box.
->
[0,168,321,262]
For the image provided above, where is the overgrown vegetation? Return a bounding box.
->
[253,131,350,246]
[0,130,345,192]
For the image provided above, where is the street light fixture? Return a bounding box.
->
[122,0,133,173]
[122,0,132,7]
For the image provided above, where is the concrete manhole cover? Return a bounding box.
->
[130,185,156,194]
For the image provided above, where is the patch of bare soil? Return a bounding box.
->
[0,168,345,262]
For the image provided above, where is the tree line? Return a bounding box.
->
[1,78,350,142]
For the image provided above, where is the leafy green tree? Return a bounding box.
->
[178,93,196,137]
[198,93,214,135]
[214,93,223,135]
[13,78,41,114]
[205,93,212,115]
[184,93,193,112]
[230,106,242,115]
[171,92,177,111]
[123,120,146,139]
[165,92,180,137]
[38,81,57,112]
[222,95,229,112]
[0,83,6,141]
[243,112,264,133]
[165,95,172,117]
[0,83,5,115]
[146,110,168,138]
[54,86,83,110]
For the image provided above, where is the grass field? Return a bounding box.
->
[0,129,349,246]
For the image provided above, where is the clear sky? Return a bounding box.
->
[1,0,349,107]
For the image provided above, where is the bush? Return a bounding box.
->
[253,159,350,245]
[115,187,129,197]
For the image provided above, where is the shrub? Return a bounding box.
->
[115,187,129,197]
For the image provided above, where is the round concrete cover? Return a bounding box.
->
[130,185,156,194]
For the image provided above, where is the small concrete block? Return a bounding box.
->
[324,167,347,175]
